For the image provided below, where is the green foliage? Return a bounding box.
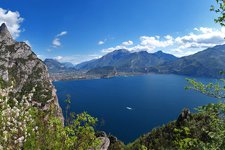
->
[107,135,126,150]
[0,86,100,150]
[127,112,220,150]
[0,77,7,89]
[184,75,225,149]
[211,0,225,26]
[185,78,225,99]
[23,97,100,150]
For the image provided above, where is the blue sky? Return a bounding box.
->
[0,0,224,64]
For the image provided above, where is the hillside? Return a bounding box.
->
[0,23,63,120]
[158,45,225,78]
[75,45,225,78]
[76,49,178,71]
[44,59,76,73]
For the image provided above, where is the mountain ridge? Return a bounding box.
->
[75,49,178,70]
[45,44,225,80]
[158,44,225,77]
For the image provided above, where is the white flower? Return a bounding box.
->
[3,131,8,135]
[18,136,24,142]
[0,86,36,149]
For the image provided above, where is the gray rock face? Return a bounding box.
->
[0,23,63,122]
[0,23,15,45]
[98,137,110,150]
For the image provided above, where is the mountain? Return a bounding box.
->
[76,49,178,72]
[45,44,225,80]
[44,58,76,73]
[75,45,225,78]
[159,45,225,77]
[62,62,74,68]
[0,23,63,121]
[152,50,178,61]
[0,23,15,45]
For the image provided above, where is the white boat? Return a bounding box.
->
[126,107,132,110]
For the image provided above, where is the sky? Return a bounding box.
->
[0,0,224,64]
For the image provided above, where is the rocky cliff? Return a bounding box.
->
[0,23,63,122]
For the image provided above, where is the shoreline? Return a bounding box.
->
[52,72,217,82]
[51,72,157,82]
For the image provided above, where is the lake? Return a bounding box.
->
[53,74,217,144]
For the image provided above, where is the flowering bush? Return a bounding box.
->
[0,84,100,150]
[0,85,37,149]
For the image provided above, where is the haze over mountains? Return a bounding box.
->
[44,59,76,73]
[45,44,225,79]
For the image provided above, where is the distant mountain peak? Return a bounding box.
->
[155,50,163,54]
[44,58,76,73]
[111,49,130,54]
[152,50,178,61]
[137,51,149,55]
[0,23,15,45]
[105,49,130,58]
[0,23,7,31]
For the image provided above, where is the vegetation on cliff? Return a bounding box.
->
[0,23,101,150]
[0,84,100,149]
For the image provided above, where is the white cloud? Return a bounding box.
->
[193,27,213,33]
[122,40,133,46]
[0,8,24,38]
[56,31,67,37]
[128,45,155,52]
[54,56,63,60]
[140,35,174,48]
[101,27,225,57]
[51,31,68,48]
[101,40,132,53]
[156,35,160,39]
[175,27,225,49]
[98,40,105,45]
[52,38,61,48]
[102,36,174,53]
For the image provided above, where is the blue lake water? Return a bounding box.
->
[53,74,217,143]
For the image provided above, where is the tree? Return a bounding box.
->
[211,0,225,26]
[185,72,225,149]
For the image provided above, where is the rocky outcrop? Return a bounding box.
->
[0,23,63,122]
[0,23,15,45]
[98,137,110,150]
[91,131,110,150]
[176,108,191,126]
